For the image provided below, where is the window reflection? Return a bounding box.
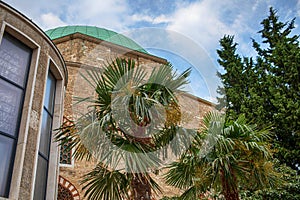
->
[33,156,48,200]
[34,71,56,200]
[44,73,56,112]
[0,136,13,196]
[0,79,22,137]
[0,33,32,198]
[0,33,31,87]
[38,111,52,157]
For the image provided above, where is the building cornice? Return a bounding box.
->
[51,32,168,64]
[178,91,216,107]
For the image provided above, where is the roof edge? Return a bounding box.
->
[178,91,216,107]
[45,25,148,54]
[51,32,168,64]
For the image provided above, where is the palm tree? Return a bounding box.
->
[56,58,192,200]
[164,111,280,200]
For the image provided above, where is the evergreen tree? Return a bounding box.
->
[216,35,245,116]
[217,8,300,171]
[252,8,300,170]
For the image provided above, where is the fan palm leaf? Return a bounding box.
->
[56,57,192,199]
[164,111,280,200]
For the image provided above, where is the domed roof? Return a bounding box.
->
[45,25,147,54]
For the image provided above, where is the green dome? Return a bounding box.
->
[45,25,147,54]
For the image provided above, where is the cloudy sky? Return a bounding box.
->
[3,0,300,102]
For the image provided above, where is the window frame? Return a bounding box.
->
[0,21,65,200]
[31,58,65,200]
[0,15,68,200]
[33,71,56,200]
[0,22,41,200]
[0,32,32,198]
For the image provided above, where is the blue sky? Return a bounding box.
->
[3,0,300,102]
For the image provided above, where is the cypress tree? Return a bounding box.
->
[217,7,300,170]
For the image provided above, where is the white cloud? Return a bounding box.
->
[40,13,67,30]
[65,0,131,31]
[131,14,154,23]
[131,14,170,24]
[164,0,260,54]
[3,0,68,29]
[167,1,230,46]
[126,0,274,99]
[3,0,133,31]
[3,0,299,100]
[153,15,170,24]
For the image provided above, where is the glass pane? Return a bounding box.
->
[33,156,48,200]
[44,72,56,113]
[0,135,14,197]
[0,79,23,136]
[39,110,52,157]
[0,33,32,87]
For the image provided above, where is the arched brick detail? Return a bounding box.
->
[58,176,80,200]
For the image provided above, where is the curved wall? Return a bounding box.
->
[0,2,67,200]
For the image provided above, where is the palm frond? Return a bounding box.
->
[81,164,130,200]
[179,186,197,200]
[164,111,280,198]
[55,116,93,161]
[148,63,191,93]
[56,57,193,198]
[164,157,197,189]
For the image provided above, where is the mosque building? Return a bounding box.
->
[0,2,214,200]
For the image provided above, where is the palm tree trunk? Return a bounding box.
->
[130,173,151,200]
[129,121,153,200]
[220,169,239,200]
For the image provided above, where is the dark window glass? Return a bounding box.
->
[0,33,32,198]
[0,33,32,87]
[0,135,14,196]
[44,73,56,112]
[39,111,52,157]
[33,156,48,200]
[0,79,23,137]
[34,71,56,200]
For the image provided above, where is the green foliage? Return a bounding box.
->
[217,7,300,171]
[164,111,278,200]
[81,164,130,200]
[160,196,180,200]
[240,163,300,200]
[56,58,192,199]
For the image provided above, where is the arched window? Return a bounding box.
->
[58,176,80,200]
